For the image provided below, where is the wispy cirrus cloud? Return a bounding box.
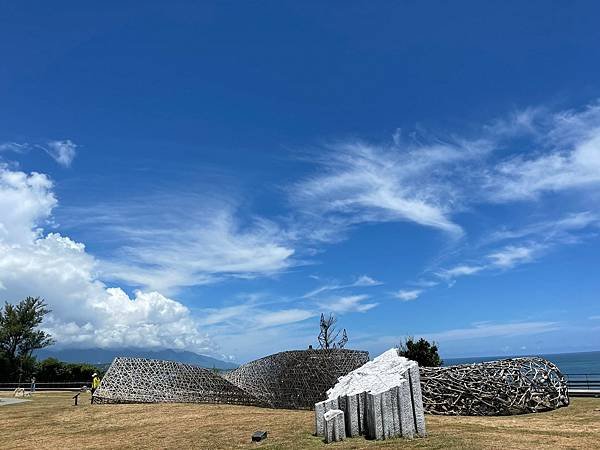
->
[484,103,600,202]
[77,199,296,294]
[290,139,481,238]
[320,294,378,314]
[302,274,382,298]
[437,265,484,279]
[487,244,538,269]
[42,140,77,167]
[423,320,561,342]
[394,289,422,301]
[0,140,77,167]
[435,211,600,286]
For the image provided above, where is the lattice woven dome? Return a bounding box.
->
[224,349,370,409]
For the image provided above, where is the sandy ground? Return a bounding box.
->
[1,391,599,449]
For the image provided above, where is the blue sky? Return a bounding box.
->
[1,1,599,362]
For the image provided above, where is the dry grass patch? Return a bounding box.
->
[1,392,599,449]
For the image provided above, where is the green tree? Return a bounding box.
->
[36,358,100,382]
[397,337,442,367]
[0,297,54,381]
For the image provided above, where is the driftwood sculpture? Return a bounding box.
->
[420,357,569,415]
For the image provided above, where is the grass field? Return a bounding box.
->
[1,392,599,449]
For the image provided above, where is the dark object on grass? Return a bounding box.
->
[72,392,81,406]
[420,357,569,415]
[251,431,267,442]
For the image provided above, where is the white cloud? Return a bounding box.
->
[320,294,378,314]
[0,142,29,153]
[302,274,382,298]
[394,289,422,301]
[64,198,296,294]
[0,167,213,353]
[487,245,538,268]
[486,103,600,201]
[292,141,469,237]
[256,309,315,328]
[423,321,560,342]
[489,211,600,243]
[43,140,77,167]
[0,140,77,167]
[198,300,315,330]
[438,265,484,279]
[353,275,382,287]
[0,168,57,245]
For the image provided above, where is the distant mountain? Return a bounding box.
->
[35,347,238,370]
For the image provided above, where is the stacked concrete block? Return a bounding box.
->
[323,409,346,443]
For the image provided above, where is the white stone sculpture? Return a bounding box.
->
[315,348,426,442]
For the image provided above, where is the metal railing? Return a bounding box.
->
[0,381,87,391]
[565,374,600,397]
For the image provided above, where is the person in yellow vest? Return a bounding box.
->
[91,372,101,404]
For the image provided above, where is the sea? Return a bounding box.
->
[444,351,600,376]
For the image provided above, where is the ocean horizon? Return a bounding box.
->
[444,350,600,375]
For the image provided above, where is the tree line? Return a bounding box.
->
[0,297,101,382]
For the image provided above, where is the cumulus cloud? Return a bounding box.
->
[0,167,213,353]
[0,168,57,245]
[394,289,422,301]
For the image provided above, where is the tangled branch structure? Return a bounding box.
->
[420,357,569,415]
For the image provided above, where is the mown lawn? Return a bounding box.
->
[1,392,599,449]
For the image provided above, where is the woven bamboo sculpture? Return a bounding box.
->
[420,357,569,415]
[93,357,264,405]
[94,349,369,408]
[224,349,370,409]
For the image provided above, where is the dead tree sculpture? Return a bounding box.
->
[318,313,348,349]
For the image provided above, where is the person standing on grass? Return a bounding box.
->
[30,377,36,394]
[91,372,101,404]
